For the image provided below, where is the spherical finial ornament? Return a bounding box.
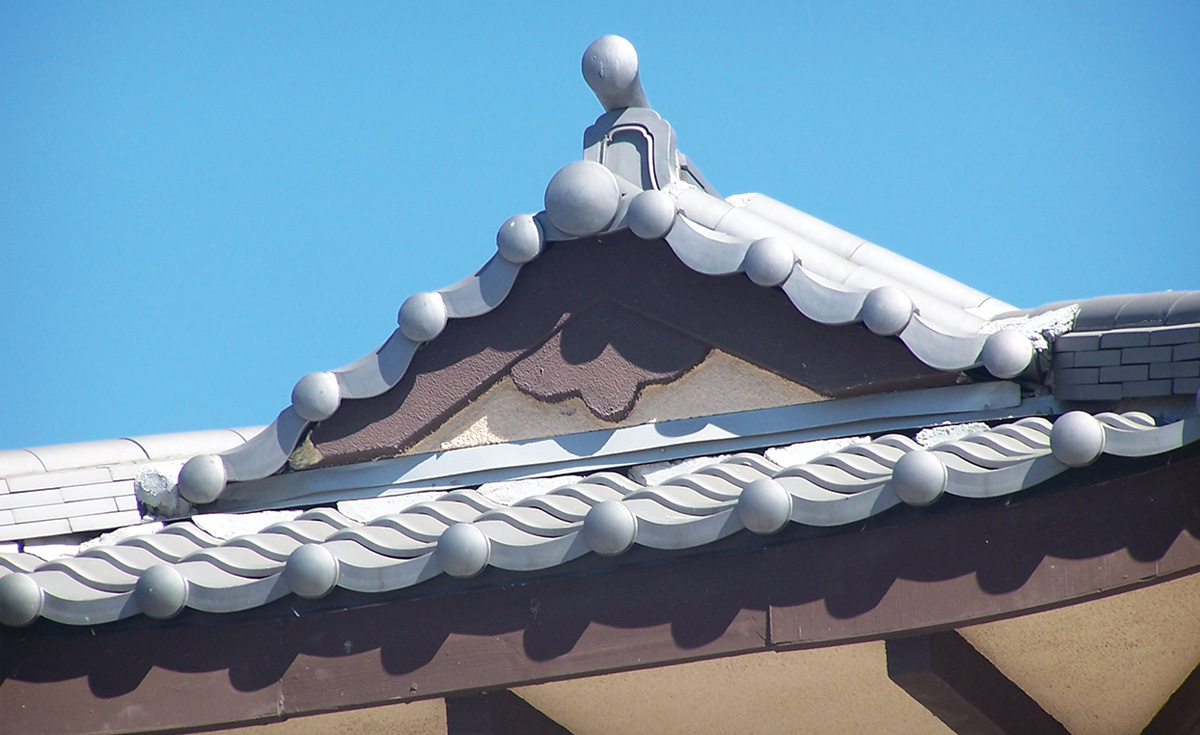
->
[1050,411,1106,467]
[436,523,491,578]
[627,190,676,240]
[291,371,341,422]
[743,238,796,287]
[736,478,792,535]
[862,287,914,337]
[285,543,340,599]
[891,450,947,506]
[581,36,647,111]
[398,291,448,342]
[544,161,621,237]
[178,454,227,504]
[497,214,544,264]
[982,329,1034,379]
[0,573,43,628]
[583,500,637,556]
[135,565,189,620]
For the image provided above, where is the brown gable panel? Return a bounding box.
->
[308,232,961,467]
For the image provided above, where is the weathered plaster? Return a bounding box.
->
[410,349,828,453]
[515,642,953,735]
[960,570,1200,735]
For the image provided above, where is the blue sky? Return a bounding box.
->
[2,1,1198,450]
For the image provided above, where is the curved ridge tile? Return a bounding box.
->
[658,474,745,501]
[35,569,134,624]
[123,533,215,562]
[334,329,419,399]
[183,547,288,578]
[37,557,140,593]
[784,481,900,527]
[221,535,303,561]
[1101,415,1200,456]
[941,455,1066,499]
[222,408,308,482]
[624,485,735,516]
[664,215,751,275]
[514,495,595,523]
[937,438,1047,470]
[777,463,887,494]
[896,315,987,371]
[780,265,867,324]
[807,453,893,480]
[633,507,742,550]
[158,523,225,546]
[327,543,440,593]
[475,506,579,536]
[177,564,289,614]
[327,525,433,558]
[439,254,523,319]
[370,513,452,542]
[487,532,592,572]
[79,546,174,575]
[0,554,44,574]
[10,409,1200,627]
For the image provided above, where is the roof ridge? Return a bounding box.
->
[3,406,1197,627]
[169,36,1040,507]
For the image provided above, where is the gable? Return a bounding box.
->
[303,232,961,468]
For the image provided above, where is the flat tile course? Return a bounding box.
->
[13,497,119,523]
[1150,361,1200,379]
[1150,326,1200,345]
[1176,377,1200,395]
[61,479,134,503]
[1055,333,1101,352]
[1055,367,1100,385]
[1100,330,1152,349]
[1100,364,1149,383]
[1054,383,1122,401]
[0,488,64,511]
[1073,350,1122,367]
[6,466,113,493]
[1123,380,1174,398]
[1176,342,1200,361]
[1122,346,1174,364]
[70,509,143,534]
[0,518,72,543]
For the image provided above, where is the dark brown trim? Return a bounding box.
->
[3,447,1199,735]
[886,631,1068,735]
[445,691,574,735]
[1142,658,1200,735]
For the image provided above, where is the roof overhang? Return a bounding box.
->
[4,442,1199,734]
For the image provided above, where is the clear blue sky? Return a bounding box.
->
[2,1,1198,450]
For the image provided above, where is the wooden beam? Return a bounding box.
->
[1143,659,1200,735]
[886,631,1068,735]
[445,690,573,735]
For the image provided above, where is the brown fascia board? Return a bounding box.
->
[5,445,1198,735]
[309,232,961,467]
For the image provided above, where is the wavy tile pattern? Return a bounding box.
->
[4,409,1197,627]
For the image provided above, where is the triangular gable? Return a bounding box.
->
[304,232,961,467]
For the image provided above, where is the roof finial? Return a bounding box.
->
[582,35,649,111]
